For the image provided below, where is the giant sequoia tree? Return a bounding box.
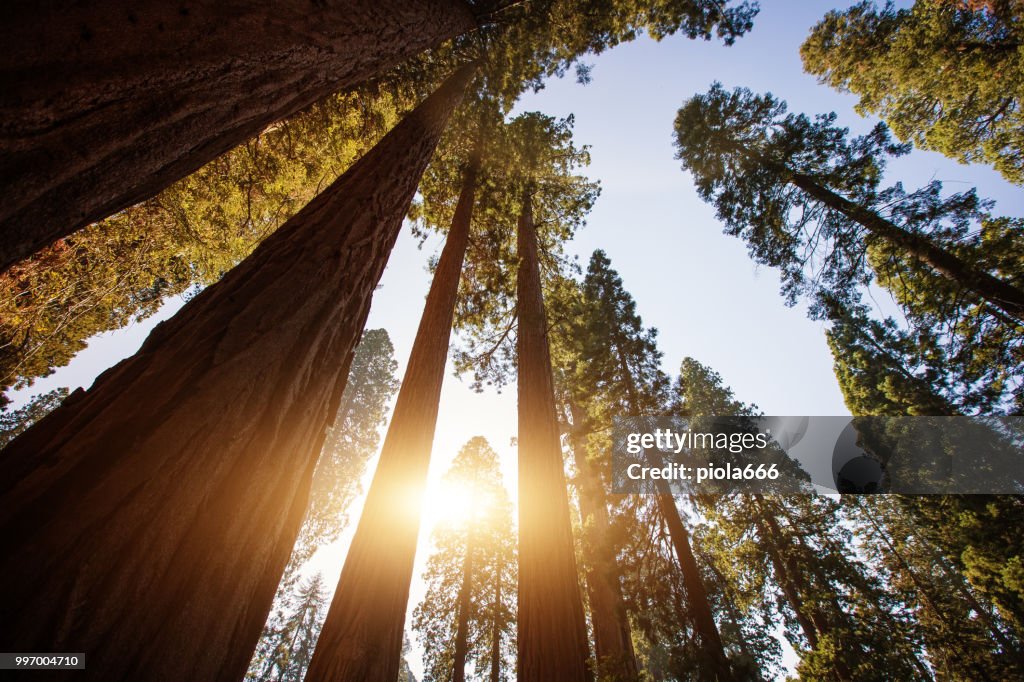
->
[508,113,598,681]
[801,0,1024,184]
[0,0,479,272]
[0,88,403,406]
[304,81,485,682]
[0,65,474,682]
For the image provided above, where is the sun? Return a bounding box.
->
[426,478,486,526]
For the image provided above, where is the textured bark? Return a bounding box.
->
[305,123,480,682]
[0,64,474,682]
[0,0,477,272]
[515,189,592,682]
[452,531,476,682]
[569,404,639,682]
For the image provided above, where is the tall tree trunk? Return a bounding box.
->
[569,403,639,681]
[646,451,733,681]
[742,146,1024,321]
[452,529,477,682]
[305,119,481,682]
[0,64,474,682]
[0,0,478,272]
[515,187,592,681]
[616,353,731,680]
[752,498,851,682]
[703,555,767,682]
[491,566,503,682]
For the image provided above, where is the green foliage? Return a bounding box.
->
[674,83,1024,414]
[447,112,599,391]
[411,437,516,682]
[802,0,1024,184]
[849,495,1023,680]
[247,573,329,682]
[0,88,402,403]
[0,387,68,449]
[397,0,759,112]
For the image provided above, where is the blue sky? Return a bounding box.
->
[7,1,1024,676]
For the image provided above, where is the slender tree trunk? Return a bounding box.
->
[0,0,478,272]
[646,451,733,681]
[616,354,730,680]
[515,186,592,681]
[491,567,503,682]
[568,403,640,681]
[752,498,851,682]
[0,64,474,682]
[305,116,481,682]
[452,529,477,682]
[744,145,1024,321]
[856,499,988,681]
[703,555,767,682]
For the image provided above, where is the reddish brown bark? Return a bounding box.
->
[569,404,639,681]
[305,124,481,682]
[0,0,478,272]
[0,64,474,682]
[516,188,592,681]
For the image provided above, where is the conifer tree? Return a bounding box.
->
[304,72,486,681]
[0,65,474,682]
[510,112,597,681]
[801,0,1024,184]
[249,573,329,682]
[673,83,1024,322]
[411,437,516,682]
[0,0,479,272]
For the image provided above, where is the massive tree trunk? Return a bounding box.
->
[0,0,478,272]
[515,187,592,681]
[452,529,477,682]
[305,124,481,682]
[0,64,474,682]
[568,403,639,681]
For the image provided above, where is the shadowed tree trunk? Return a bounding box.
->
[516,187,592,681]
[645,449,733,681]
[0,0,478,272]
[0,64,474,682]
[305,121,481,682]
[568,403,639,681]
[619,358,731,681]
[752,498,851,682]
